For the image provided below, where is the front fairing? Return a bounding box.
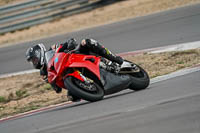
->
[66,54,101,80]
[45,50,55,63]
[47,52,69,86]
[47,53,101,89]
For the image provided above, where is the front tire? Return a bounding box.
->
[64,76,104,102]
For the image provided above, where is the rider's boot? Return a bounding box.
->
[102,47,124,73]
[105,61,121,73]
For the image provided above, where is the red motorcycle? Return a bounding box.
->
[46,50,149,102]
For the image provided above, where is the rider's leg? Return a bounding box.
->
[100,47,123,65]
[81,39,124,65]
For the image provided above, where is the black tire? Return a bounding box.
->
[128,62,150,91]
[64,76,104,102]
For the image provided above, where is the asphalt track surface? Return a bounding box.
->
[1,3,200,133]
[0,70,200,133]
[1,3,200,74]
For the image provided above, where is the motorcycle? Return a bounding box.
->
[46,49,149,102]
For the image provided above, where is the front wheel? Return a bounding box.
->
[64,76,104,102]
[128,62,150,91]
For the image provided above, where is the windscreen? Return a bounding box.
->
[45,50,55,63]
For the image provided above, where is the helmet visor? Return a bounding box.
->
[30,57,39,66]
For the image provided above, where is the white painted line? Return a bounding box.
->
[150,64,200,84]
[0,69,39,78]
[119,40,200,56]
[150,41,200,53]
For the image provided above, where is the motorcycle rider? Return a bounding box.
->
[25,38,124,102]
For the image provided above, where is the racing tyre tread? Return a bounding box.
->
[128,62,150,91]
[64,76,104,102]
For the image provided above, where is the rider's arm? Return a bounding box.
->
[40,65,48,82]
[80,39,100,53]
[80,39,104,54]
[81,39,98,48]
[57,42,68,52]
[40,64,62,93]
[50,43,68,53]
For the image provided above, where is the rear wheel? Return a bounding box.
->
[64,76,104,102]
[127,61,150,91]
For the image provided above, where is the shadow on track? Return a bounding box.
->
[40,86,152,113]
[51,90,135,112]
[7,88,150,122]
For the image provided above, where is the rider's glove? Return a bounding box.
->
[42,75,48,83]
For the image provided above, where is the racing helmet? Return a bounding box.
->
[25,43,46,69]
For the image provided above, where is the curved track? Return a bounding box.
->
[1,69,200,133]
[0,3,200,133]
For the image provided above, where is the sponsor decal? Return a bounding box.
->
[55,57,58,63]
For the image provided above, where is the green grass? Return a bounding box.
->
[42,84,52,90]
[0,96,7,103]
[15,89,28,99]
[39,84,52,93]
[176,61,184,64]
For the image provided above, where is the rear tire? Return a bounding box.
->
[128,62,150,91]
[64,76,104,102]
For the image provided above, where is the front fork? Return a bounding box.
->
[66,69,97,92]
[66,69,93,84]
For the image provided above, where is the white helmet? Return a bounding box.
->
[25,43,46,69]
